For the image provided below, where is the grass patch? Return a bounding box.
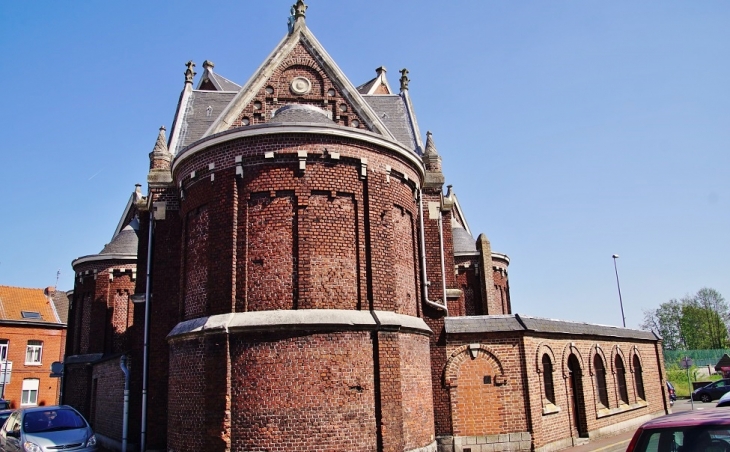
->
[667,366,722,398]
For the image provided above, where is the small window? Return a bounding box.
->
[0,340,7,361]
[542,354,555,404]
[20,311,41,319]
[21,378,39,406]
[594,354,609,408]
[25,341,42,365]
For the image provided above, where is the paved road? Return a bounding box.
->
[564,399,713,452]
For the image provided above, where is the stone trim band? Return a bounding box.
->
[167,309,433,340]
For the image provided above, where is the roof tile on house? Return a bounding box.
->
[0,286,63,324]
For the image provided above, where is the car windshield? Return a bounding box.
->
[23,409,86,433]
[635,426,730,452]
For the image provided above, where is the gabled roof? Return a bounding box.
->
[0,286,63,324]
[357,67,393,95]
[203,16,396,143]
[197,61,241,92]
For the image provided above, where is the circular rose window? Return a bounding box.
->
[290,77,312,95]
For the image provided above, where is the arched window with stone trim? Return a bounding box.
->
[633,354,645,400]
[594,354,609,408]
[542,353,555,404]
[615,355,629,404]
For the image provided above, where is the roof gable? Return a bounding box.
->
[205,23,395,141]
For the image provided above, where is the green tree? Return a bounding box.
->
[641,288,728,350]
[642,299,685,350]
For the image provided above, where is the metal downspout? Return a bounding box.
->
[120,355,130,452]
[418,189,448,315]
[140,212,154,451]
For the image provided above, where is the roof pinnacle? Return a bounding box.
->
[184,61,196,84]
[399,68,410,92]
[424,131,438,156]
[203,60,215,72]
[152,126,168,154]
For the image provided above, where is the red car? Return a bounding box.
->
[627,410,730,452]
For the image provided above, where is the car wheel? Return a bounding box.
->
[701,393,712,403]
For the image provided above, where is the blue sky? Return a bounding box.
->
[0,1,728,328]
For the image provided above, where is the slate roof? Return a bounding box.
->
[357,77,380,94]
[49,289,69,324]
[453,224,477,255]
[176,91,238,152]
[208,72,241,92]
[362,95,417,150]
[445,314,659,341]
[99,219,140,256]
[270,104,333,124]
[0,286,62,324]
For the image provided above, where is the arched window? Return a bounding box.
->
[633,355,645,400]
[594,354,609,408]
[615,355,629,404]
[542,354,555,404]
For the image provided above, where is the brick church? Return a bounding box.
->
[63,3,669,451]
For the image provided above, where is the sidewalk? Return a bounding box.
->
[564,399,700,452]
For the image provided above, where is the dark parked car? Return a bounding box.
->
[0,405,97,451]
[627,409,730,452]
[692,378,730,403]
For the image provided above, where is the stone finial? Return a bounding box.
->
[376,66,387,76]
[293,0,307,19]
[399,68,410,92]
[203,60,215,72]
[185,61,196,84]
[288,0,307,33]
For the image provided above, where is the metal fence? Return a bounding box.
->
[664,349,730,368]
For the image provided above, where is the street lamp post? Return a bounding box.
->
[612,254,626,327]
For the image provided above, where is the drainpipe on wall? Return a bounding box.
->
[418,189,448,315]
[140,212,154,451]
[120,355,130,452]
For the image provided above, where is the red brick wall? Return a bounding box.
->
[173,133,421,317]
[63,364,92,417]
[229,331,377,451]
[184,205,210,319]
[167,337,206,452]
[69,260,136,356]
[392,206,418,317]
[399,333,435,450]
[246,193,296,310]
[90,358,125,440]
[444,333,667,450]
[522,336,666,449]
